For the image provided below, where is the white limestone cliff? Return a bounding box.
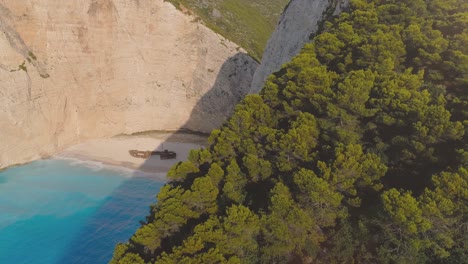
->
[250,0,349,93]
[0,0,257,169]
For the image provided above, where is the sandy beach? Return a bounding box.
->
[55,131,208,177]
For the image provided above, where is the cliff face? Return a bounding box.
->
[250,0,349,93]
[0,0,257,169]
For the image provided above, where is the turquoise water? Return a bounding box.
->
[0,159,164,264]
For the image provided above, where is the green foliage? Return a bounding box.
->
[293,168,345,227]
[222,159,247,204]
[188,148,212,166]
[323,144,387,206]
[275,112,320,171]
[155,205,260,263]
[260,183,317,262]
[165,0,289,60]
[116,253,145,264]
[113,0,467,263]
[167,161,199,181]
[382,189,431,234]
[18,61,27,72]
[420,168,468,259]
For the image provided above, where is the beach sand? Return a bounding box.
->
[55,131,208,176]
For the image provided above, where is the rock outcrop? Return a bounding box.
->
[0,0,257,169]
[250,0,349,93]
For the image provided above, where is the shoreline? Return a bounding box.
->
[0,132,209,179]
[0,131,209,173]
[53,153,169,181]
[56,132,208,178]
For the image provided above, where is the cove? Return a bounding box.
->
[0,159,164,264]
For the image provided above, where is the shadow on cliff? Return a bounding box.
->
[137,51,256,172]
[58,52,257,264]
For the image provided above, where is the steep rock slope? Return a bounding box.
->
[111,0,467,262]
[250,0,348,93]
[0,0,257,169]
[165,0,290,60]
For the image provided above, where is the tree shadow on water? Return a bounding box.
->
[57,52,257,264]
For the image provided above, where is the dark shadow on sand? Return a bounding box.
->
[57,52,256,264]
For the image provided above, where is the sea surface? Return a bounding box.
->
[0,159,164,264]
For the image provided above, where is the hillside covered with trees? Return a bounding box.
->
[165,0,290,60]
[111,0,467,263]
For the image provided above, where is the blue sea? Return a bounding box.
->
[0,159,164,264]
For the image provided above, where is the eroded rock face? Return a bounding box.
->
[0,0,257,169]
[250,0,349,93]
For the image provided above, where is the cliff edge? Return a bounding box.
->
[250,0,349,93]
[0,0,257,169]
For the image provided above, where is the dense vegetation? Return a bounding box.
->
[112,0,467,263]
[165,0,289,60]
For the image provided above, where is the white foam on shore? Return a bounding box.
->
[52,155,168,182]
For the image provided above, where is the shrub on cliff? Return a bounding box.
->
[111,0,467,263]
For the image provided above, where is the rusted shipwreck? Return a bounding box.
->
[129,149,176,160]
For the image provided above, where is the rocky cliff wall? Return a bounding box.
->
[250,0,349,93]
[0,0,257,169]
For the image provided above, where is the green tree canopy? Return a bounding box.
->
[112,0,467,262]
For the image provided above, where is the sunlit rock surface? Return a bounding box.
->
[0,0,257,169]
[250,0,349,93]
